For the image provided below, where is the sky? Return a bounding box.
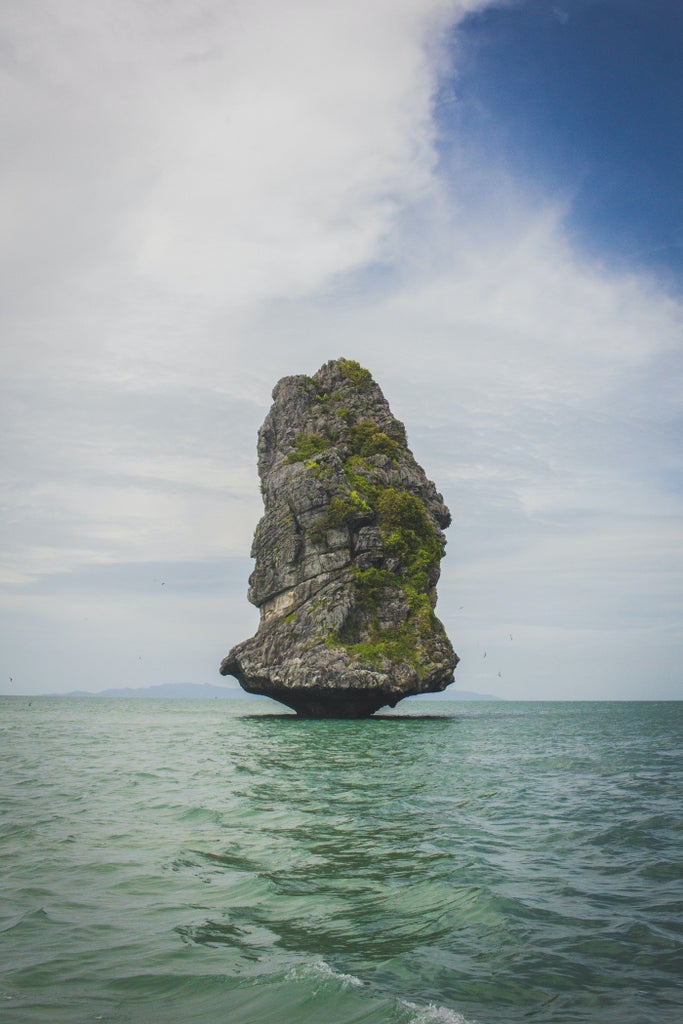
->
[1,0,681,701]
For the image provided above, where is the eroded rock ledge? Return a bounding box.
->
[220,358,458,717]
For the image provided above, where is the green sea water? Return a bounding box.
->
[0,697,681,1024]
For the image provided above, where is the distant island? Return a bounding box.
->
[55,683,249,700]
[51,683,500,701]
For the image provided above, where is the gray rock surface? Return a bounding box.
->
[220,358,458,716]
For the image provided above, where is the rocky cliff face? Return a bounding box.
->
[220,358,458,717]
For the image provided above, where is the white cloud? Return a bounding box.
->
[0,0,471,321]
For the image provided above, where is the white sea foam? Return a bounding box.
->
[287,960,365,988]
[294,964,473,1023]
[402,998,475,1024]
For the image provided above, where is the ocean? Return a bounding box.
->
[0,697,681,1024]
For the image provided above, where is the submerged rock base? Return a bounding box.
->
[225,679,398,719]
[220,358,458,717]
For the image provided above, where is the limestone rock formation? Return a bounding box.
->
[220,358,458,717]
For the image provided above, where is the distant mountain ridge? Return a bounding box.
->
[418,689,502,702]
[56,683,247,699]
[52,683,500,701]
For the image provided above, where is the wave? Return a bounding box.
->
[401,999,474,1024]
[287,961,475,1024]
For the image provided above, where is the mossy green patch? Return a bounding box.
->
[327,486,445,672]
[322,496,356,530]
[343,456,380,502]
[284,432,331,464]
[332,568,440,676]
[338,358,373,389]
[376,488,443,591]
[350,566,398,612]
[348,490,372,514]
[345,637,413,671]
[347,420,400,460]
[311,492,373,543]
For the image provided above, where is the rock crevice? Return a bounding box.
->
[220,358,458,717]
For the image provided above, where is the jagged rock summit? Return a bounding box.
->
[221,358,458,717]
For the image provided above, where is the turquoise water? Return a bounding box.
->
[1,698,681,1024]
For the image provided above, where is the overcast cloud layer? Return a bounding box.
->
[1,0,681,700]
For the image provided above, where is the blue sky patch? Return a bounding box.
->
[438,0,683,283]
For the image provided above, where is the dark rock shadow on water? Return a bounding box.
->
[242,712,458,722]
[374,713,457,721]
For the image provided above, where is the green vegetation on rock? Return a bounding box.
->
[284,432,331,463]
[347,420,399,460]
[311,492,373,543]
[332,567,441,677]
[338,358,373,388]
[343,455,380,501]
[376,488,443,591]
[324,481,446,673]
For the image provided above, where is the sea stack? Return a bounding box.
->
[221,358,458,717]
